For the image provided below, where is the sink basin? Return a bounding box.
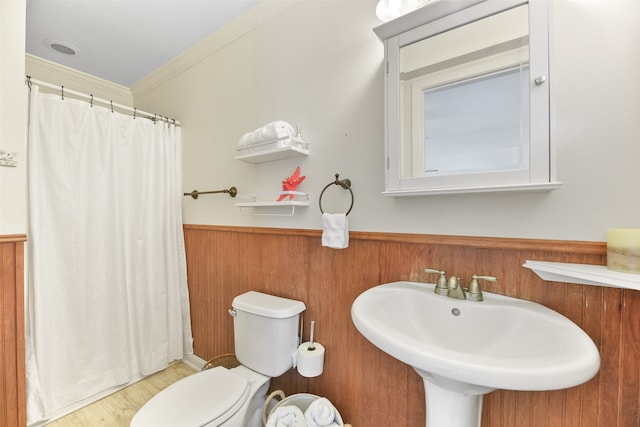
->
[351,281,600,427]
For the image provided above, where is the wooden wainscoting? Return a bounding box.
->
[0,235,26,427]
[184,225,637,426]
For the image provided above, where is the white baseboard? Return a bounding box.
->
[181,353,206,371]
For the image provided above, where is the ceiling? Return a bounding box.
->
[26,0,260,87]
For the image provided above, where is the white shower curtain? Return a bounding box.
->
[26,85,193,423]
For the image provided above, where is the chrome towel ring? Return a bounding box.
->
[319,173,354,216]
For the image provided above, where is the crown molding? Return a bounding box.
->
[25,54,133,105]
[130,0,297,99]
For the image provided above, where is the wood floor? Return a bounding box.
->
[46,362,196,426]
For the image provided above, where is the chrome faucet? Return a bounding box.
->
[447,276,466,300]
[424,268,467,299]
[424,267,497,302]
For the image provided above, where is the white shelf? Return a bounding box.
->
[235,145,309,163]
[235,137,309,164]
[523,260,640,291]
[235,191,309,216]
[382,182,562,197]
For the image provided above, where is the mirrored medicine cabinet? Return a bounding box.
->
[375,0,561,196]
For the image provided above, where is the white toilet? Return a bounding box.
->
[130,291,306,427]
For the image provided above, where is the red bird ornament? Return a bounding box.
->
[277,166,306,201]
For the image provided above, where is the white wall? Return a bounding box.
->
[133,0,640,242]
[0,0,28,235]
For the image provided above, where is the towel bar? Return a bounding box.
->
[319,174,354,215]
[184,186,237,200]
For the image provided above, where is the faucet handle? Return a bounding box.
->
[472,275,498,282]
[424,268,448,296]
[466,275,497,302]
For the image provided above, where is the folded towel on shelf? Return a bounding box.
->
[321,213,349,249]
[304,398,342,427]
[238,121,296,147]
[266,405,308,427]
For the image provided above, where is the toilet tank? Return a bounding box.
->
[231,291,306,377]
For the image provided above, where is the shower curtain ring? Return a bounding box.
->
[110,101,114,113]
[90,95,93,108]
[133,107,137,119]
[61,85,64,100]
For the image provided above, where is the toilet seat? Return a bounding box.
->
[131,367,250,427]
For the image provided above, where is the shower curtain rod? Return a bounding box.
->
[26,76,180,126]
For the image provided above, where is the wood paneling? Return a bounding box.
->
[184,225,635,427]
[0,235,26,427]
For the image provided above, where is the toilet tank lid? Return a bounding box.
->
[233,291,306,318]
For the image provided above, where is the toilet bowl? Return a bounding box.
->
[130,291,306,427]
[130,365,269,427]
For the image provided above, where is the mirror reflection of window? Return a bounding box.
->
[422,66,530,176]
[399,4,530,179]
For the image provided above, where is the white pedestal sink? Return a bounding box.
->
[351,281,600,427]
[418,372,488,427]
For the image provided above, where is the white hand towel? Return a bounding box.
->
[266,405,308,427]
[321,213,349,249]
[304,398,342,427]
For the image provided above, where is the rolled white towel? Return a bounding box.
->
[266,405,308,427]
[304,398,342,427]
[238,121,295,147]
[267,121,296,139]
[238,131,255,147]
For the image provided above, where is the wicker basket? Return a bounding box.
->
[202,356,351,427]
[263,390,344,427]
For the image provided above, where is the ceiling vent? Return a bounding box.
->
[44,39,78,56]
